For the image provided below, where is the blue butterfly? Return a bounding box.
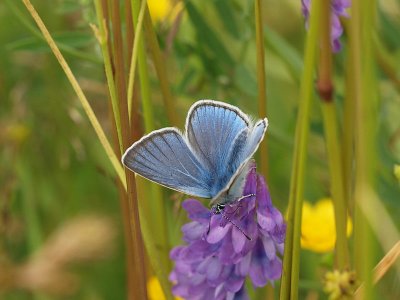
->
[122,100,268,210]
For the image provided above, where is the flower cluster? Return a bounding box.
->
[301,0,351,52]
[324,269,356,300]
[169,164,286,299]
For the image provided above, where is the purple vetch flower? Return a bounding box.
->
[301,0,351,52]
[169,164,286,300]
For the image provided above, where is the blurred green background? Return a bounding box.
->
[1,0,399,299]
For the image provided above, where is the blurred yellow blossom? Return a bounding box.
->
[147,276,182,300]
[394,164,400,183]
[147,0,183,24]
[147,0,173,23]
[147,276,165,300]
[301,198,352,253]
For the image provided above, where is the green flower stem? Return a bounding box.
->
[350,0,377,298]
[342,58,355,214]
[279,1,321,299]
[22,0,126,189]
[317,0,349,270]
[255,0,268,178]
[137,178,174,300]
[321,103,349,268]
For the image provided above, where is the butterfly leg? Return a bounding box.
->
[207,204,252,241]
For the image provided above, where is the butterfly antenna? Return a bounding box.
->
[220,211,252,241]
[237,193,256,203]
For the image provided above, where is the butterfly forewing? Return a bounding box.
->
[122,128,212,198]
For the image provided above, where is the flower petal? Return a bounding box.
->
[182,221,207,241]
[207,221,231,244]
[183,199,211,222]
[232,225,247,253]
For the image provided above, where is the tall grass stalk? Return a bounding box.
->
[350,0,377,298]
[255,0,268,178]
[317,0,349,269]
[93,0,123,153]
[131,0,154,132]
[355,241,400,297]
[342,48,355,215]
[131,0,171,286]
[137,179,174,300]
[143,9,178,127]
[127,0,146,120]
[279,0,321,299]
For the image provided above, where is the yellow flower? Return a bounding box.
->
[147,0,173,23]
[301,198,352,253]
[147,276,182,300]
[394,164,400,183]
[147,276,165,300]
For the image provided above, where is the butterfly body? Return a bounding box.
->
[122,100,268,207]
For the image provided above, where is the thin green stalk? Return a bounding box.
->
[143,8,178,127]
[109,0,131,146]
[279,0,321,299]
[131,0,154,132]
[127,0,146,120]
[125,172,149,300]
[321,104,349,268]
[22,0,126,189]
[131,0,171,287]
[255,0,268,179]
[351,0,377,298]
[124,0,134,65]
[94,0,124,154]
[137,178,174,300]
[342,54,355,215]
[317,0,349,270]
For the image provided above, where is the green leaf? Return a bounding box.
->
[264,26,303,81]
[6,31,95,52]
[185,2,234,67]
[213,0,240,38]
